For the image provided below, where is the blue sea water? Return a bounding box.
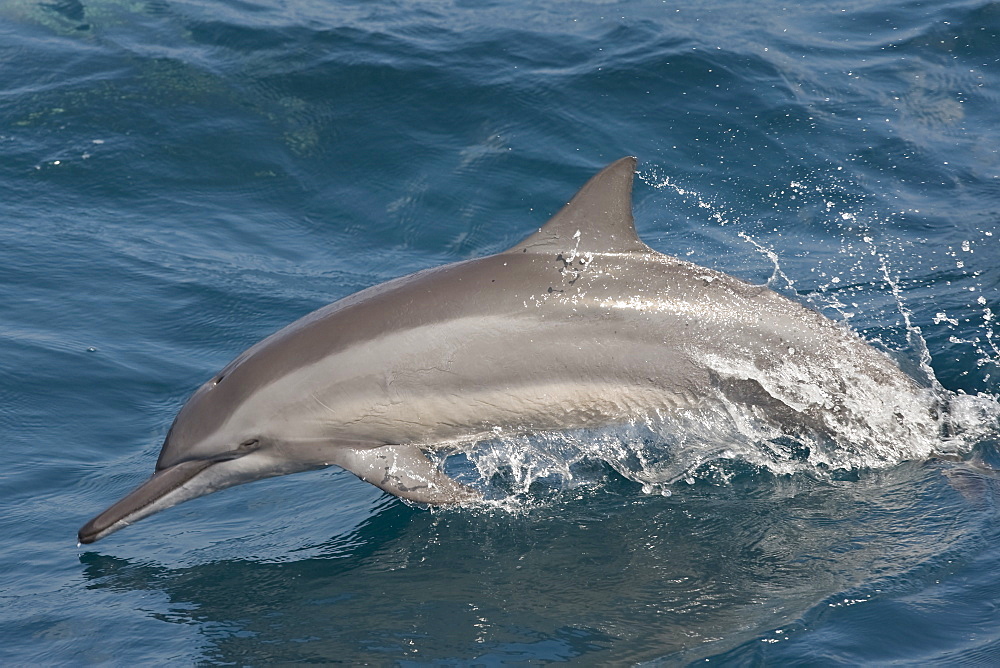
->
[2,0,1000,664]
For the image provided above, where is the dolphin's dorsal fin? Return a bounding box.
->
[508,156,648,255]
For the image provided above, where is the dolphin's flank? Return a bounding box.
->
[78,157,941,544]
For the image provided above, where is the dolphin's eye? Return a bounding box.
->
[209,439,260,464]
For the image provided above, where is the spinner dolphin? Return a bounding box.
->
[78,157,942,544]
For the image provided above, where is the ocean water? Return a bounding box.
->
[2,0,1000,664]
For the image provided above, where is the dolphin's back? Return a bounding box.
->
[184,239,934,466]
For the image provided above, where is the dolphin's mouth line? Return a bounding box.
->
[78,458,218,544]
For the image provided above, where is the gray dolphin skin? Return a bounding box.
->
[78,157,941,544]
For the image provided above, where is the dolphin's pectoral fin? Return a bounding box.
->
[335,443,481,504]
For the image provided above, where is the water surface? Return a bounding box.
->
[2,0,999,664]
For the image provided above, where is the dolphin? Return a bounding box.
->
[78,157,943,544]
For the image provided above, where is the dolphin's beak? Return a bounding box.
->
[78,459,215,544]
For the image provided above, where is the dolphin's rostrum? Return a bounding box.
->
[78,157,943,544]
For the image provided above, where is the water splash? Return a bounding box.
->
[464,394,991,499]
[429,168,1000,507]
